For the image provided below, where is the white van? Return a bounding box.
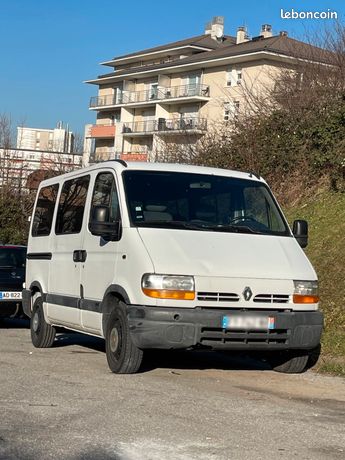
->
[23,161,323,374]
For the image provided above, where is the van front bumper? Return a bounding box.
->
[127,306,323,351]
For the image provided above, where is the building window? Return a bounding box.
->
[224,101,240,121]
[149,83,158,100]
[226,68,242,87]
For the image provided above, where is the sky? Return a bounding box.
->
[0,0,344,138]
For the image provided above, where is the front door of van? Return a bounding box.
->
[80,170,121,334]
[47,175,90,327]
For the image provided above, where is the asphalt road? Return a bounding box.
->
[0,318,344,460]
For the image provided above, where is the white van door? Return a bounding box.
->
[47,175,90,327]
[80,170,121,334]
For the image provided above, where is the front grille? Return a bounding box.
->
[253,294,289,304]
[197,292,240,302]
[200,327,289,345]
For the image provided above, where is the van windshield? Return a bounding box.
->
[122,171,290,236]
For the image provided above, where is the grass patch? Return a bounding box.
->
[316,359,345,377]
[285,190,345,375]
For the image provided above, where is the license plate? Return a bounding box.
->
[222,315,275,330]
[0,291,22,300]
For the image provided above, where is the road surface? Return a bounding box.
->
[0,319,344,460]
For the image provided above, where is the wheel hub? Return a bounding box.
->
[32,311,39,332]
[110,327,119,353]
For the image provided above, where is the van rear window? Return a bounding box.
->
[32,184,59,237]
[55,176,90,235]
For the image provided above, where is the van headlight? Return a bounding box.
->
[142,274,195,300]
[293,280,319,304]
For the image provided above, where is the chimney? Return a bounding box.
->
[260,24,272,38]
[280,30,288,37]
[205,16,224,41]
[236,26,249,44]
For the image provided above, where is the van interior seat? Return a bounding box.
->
[143,205,173,222]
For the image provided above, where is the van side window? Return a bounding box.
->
[32,184,59,237]
[90,172,120,222]
[243,187,286,232]
[55,175,90,235]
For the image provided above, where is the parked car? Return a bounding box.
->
[0,245,27,318]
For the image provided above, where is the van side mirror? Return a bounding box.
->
[89,205,121,240]
[292,219,308,248]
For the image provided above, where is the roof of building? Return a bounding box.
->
[90,34,332,82]
[110,33,236,61]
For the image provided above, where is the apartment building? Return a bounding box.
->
[0,147,82,191]
[85,17,326,163]
[17,122,74,153]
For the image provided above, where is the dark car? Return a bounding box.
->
[0,245,27,318]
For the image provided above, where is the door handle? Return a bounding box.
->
[73,250,87,263]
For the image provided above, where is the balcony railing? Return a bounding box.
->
[123,146,150,154]
[162,84,210,99]
[90,94,118,107]
[90,84,210,108]
[91,148,121,161]
[122,117,207,134]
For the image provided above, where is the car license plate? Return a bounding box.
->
[222,315,275,330]
[0,291,22,300]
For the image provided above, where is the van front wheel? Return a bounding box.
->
[30,296,56,348]
[105,302,143,374]
[269,349,315,373]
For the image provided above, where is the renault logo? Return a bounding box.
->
[243,287,253,301]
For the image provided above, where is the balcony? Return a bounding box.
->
[89,124,116,138]
[92,148,120,161]
[122,117,207,136]
[120,152,149,162]
[90,94,118,109]
[89,84,210,110]
[159,84,210,102]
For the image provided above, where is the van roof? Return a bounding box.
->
[38,161,265,187]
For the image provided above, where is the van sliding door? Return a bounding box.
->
[47,175,90,327]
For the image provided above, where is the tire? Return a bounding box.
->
[30,295,56,348]
[305,344,321,371]
[105,302,143,374]
[269,350,310,374]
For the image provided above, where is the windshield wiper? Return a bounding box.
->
[136,220,263,233]
[194,223,263,234]
[136,220,210,230]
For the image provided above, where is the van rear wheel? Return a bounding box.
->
[30,296,56,348]
[105,302,143,374]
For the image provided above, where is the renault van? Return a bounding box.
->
[23,161,323,374]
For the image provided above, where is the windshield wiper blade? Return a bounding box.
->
[136,220,210,230]
[135,220,265,234]
[213,224,262,234]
